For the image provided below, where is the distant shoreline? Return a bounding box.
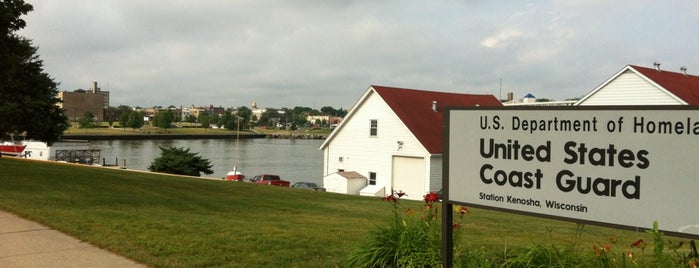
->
[62,133,326,140]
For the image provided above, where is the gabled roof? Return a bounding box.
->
[320,85,502,154]
[629,65,699,105]
[576,65,699,105]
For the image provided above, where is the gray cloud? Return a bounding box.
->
[19,0,699,109]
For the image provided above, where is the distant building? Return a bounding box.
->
[251,101,266,121]
[502,92,576,106]
[576,64,699,105]
[57,82,109,121]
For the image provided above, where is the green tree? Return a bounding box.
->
[258,109,280,127]
[77,112,95,129]
[236,106,252,129]
[147,146,213,177]
[184,113,196,123]
[0,0,68,145]
[116,105,131,128]
[104,106,118,128]
[126,110,144,130]
[320,106,336,115]
[153,109,174,130]
[198,113,211,128]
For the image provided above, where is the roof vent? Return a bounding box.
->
[432,101,437,112]
[653,61,661,71]
[681,66,688,75]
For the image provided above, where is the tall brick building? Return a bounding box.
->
[57,82,110,121]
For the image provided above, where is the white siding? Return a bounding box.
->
[428,155,442,193]
[579,70,684,106]
[323,90,430,200]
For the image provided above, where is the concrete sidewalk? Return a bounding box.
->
[0,210,145,268]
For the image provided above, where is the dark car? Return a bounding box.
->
[291,182,326,191]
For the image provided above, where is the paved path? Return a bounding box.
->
[0,210,146,268]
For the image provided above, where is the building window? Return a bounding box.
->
[369,172,376,185]
[370,120,377,136]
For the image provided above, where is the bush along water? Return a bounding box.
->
[345,190,468,268]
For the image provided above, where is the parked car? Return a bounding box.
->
[249,174,290,187]
[291,182,326,191]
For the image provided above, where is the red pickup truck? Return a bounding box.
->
[249,174,290,187]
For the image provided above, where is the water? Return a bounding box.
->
[90,138,324,185]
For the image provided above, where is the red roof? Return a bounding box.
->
[630,65,699,105]
[372,85,502,154]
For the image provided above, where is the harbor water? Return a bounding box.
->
[90,138,324,185]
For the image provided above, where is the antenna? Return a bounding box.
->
[499,78,502,101]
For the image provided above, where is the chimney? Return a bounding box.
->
[653,61,661,71]
[432,101,437,112]
[92,81,99,93]
[681,66,688,76]
[507,92,514,102]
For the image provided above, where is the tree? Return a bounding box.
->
[236,106,252,129]
[147,146,213,177]
[153,109,174,130]
[0,0,68,144]
[77,112,95,129]
[126,110,144,130]
[104,106,118,128]
[320,106,336,115]
[198,113,211,128]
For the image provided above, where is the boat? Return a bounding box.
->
[0,141,26,156]
[225,165,245,181]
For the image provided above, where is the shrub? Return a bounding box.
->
[147,146,213,177]
[346,190,468,267]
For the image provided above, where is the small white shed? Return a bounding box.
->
[323,171,367,196]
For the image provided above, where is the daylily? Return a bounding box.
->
[454,205,468,215]
[423,192,439,204]
[631,239,645,249]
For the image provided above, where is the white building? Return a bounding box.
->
[319,85,502,200]
[22,140,97,163]
[576,64,699,106]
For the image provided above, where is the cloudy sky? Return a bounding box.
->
[19,0,699,109]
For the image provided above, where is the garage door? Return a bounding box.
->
[392,156,426,200]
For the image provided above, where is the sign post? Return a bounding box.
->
[442,106,699,266]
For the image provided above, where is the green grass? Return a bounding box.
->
[0,158,661,267]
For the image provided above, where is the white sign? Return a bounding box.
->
[446,107,699,238]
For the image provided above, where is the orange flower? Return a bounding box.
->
[452,223,461,229]
[625,251,633,258]
[593,245,602,256]
[631,239,645,249]
[609,236,618,244]
[405,207,415,215]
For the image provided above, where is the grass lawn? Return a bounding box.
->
[0,158,664,267]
